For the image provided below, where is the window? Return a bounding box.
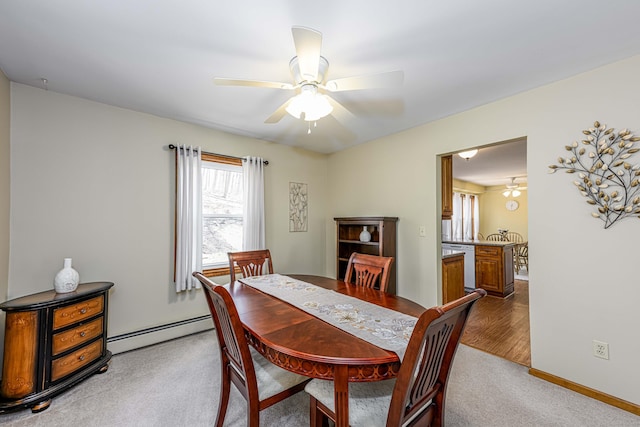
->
[201,154,243,276]
[452,192,479,241]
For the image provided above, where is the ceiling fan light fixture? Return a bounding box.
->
[458,149,478,160]
[285,84,333,121]
[512,189,521,197]
[502,190,511,198]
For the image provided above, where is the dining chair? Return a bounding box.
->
[517,243,529,273]
[228,249,274,283]
[485,233,504,241]
[503,231,524,243]
[344,252,394,292]
[304,289,486,427]
[192,272,310,427]
[500,232,524,272]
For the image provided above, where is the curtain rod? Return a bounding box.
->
[168,144,268,165]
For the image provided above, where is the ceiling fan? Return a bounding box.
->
[501,177,527,197]
[213,26,404,127]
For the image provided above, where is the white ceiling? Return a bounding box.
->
[452,139,527,187]
[2,1,640,163]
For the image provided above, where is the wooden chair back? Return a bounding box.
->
[194,272,309,426]
[485,233,504,241]
[386,289,486,426]
[193,272,259,425]
[228,249,274,283]
[344,252,394,292]
[518,244,529,272]
[503,232,524,243]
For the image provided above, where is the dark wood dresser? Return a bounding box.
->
[0,282,113,413]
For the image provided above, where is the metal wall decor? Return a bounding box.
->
[289,182,308,232]
[548,121,640,229]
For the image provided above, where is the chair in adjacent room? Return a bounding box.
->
[485,233,504,241]
[503,231,524,243]
[304,289,486,427]
[517,243,529,273]
[502,232,524,271]
[193,272,310,427]
[344,252,394,292]
[228,249,274,283]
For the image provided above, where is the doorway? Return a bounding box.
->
[443,137,530,366]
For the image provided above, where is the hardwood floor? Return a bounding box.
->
[461,279,530,366]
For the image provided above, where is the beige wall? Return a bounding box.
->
[327,55,640,404]
[5,55,640,405]
[0,69,9,366]
[479,187,528,241]
[9,84,328,350]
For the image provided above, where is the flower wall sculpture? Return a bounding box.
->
[549,121,640,229]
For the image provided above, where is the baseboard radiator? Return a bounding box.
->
[107,315,213,355]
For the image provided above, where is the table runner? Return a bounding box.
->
[239,274,417,360]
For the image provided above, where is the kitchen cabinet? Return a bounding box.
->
[441,155,453,220]
[475,244,514,297]
[442,252,465,304]
[334,217,398,294]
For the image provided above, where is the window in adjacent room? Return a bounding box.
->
[201,153,243,275]
[452,192,479,241]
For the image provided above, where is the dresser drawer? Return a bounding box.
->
[51,338,103,382]
[53,295,104,330]
[52,317,103,356]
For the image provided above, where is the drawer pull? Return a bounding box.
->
[79,354,85,361]
[80,331,86,337]
[80,308,87,314]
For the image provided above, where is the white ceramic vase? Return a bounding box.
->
[54,258,80,293]
[359,226,371,242]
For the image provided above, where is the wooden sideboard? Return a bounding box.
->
[0,282,113,413]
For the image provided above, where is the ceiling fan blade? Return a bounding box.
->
[324,70,404,92]
[264,98,294,124]
[326,95,355,122]
[214,77,293,90]
[292,26,322,82]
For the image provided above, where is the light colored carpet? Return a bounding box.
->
[1,330,638,426]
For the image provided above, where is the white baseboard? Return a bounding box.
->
[107,316,213,355]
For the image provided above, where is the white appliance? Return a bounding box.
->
[442,243,476,291]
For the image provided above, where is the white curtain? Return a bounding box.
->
[452,192,463,241]
[242,157,265,250]
[452,192,480,241]
[462,195,473,240]
[175,145,202,292]
[473,196,480,240]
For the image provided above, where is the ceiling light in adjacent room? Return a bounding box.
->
[503,189,521,198]
[458,149,478,160]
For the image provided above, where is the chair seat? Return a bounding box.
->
[305,378,397,427]
[251,347,309,401]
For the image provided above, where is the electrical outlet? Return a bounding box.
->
[593,340,609,360]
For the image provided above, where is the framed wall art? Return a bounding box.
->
[289,182,308,232]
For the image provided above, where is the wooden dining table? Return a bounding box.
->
[227,274,425,427]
